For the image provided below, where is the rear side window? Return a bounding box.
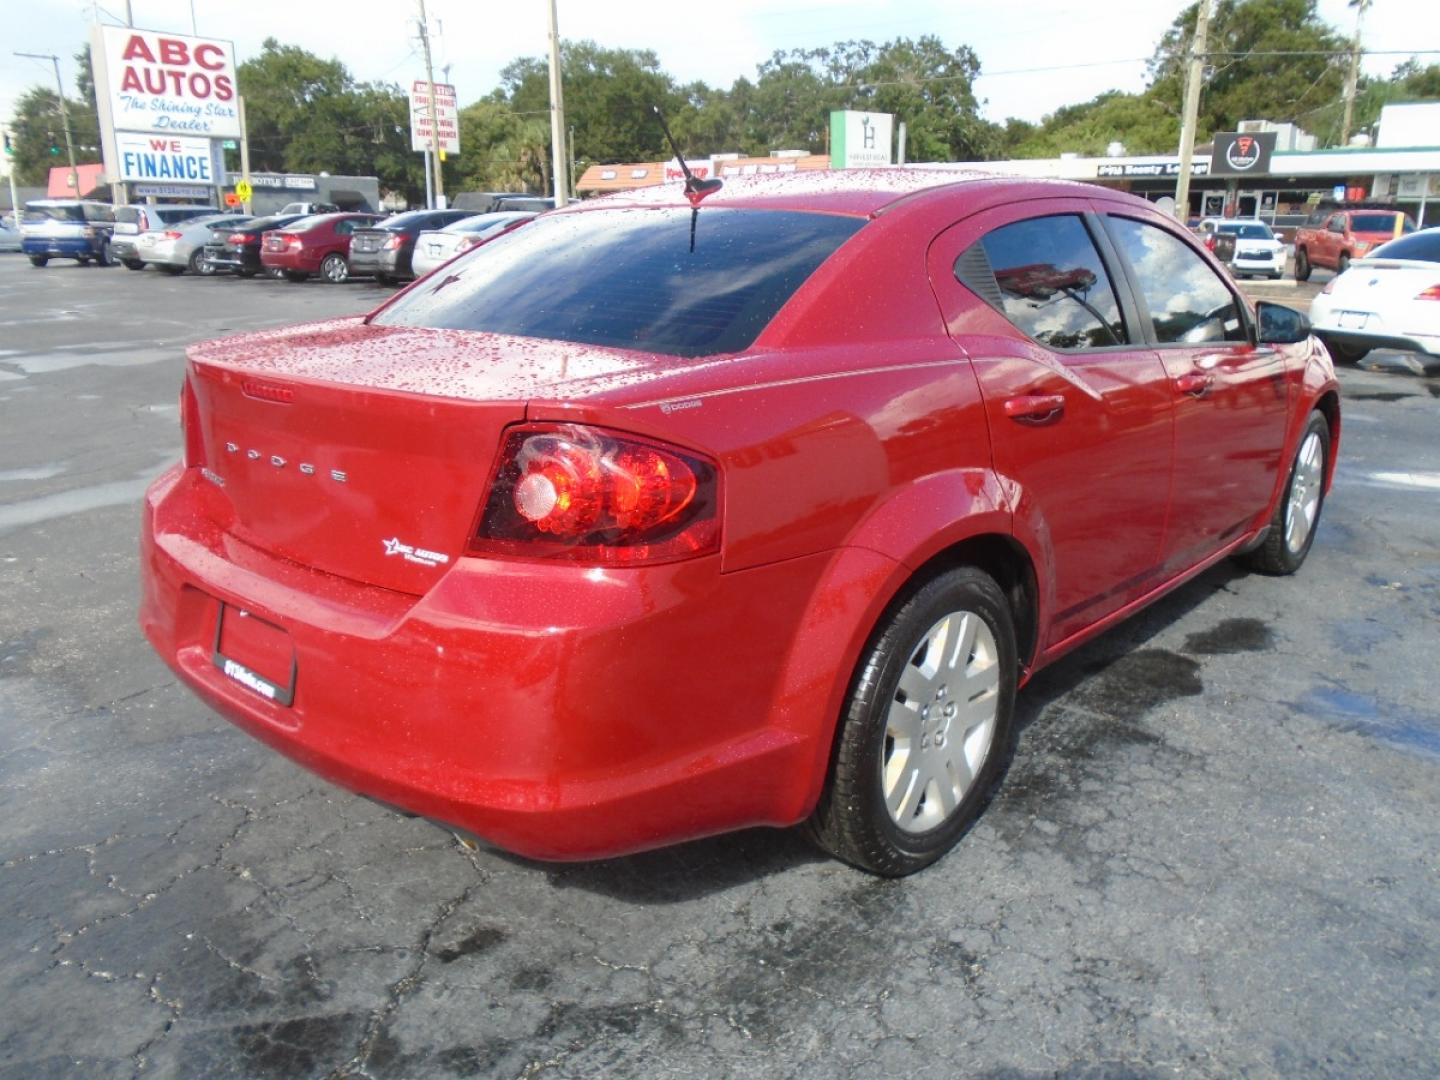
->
[24,204,85,223]
[1107,217,1246,345]
[959,215,1126,350]
[374,207,864,357]
[1350,213,1412,234]
[1369,231,1440,263]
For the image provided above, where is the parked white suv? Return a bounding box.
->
[1198,218,1287,280]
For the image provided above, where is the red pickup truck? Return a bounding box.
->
[1293,206,1415,280]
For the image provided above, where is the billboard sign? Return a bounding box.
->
[829,111,893,169]
[91,25,240,138]
[1209,131,1277,177]
[409,81,460,155]
[115,132,216,184]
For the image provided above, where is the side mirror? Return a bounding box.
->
[1256,300,1311,344]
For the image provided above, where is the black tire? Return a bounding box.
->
[264,266,285,280]
[159,265,184,275]
[188,249,209,275]
[1240,411,1330,576]
[95,239,112,267]
[1294,248,1311,281]
[320,253,349,284]
[123,258,145,271]
[237,269,258,278]
[1337,253,1351,275]
[1324,339,1369,365]
[807,567,1017,876]
[374,272,397,286]
[28,255,48,267]
[282,270,309,283]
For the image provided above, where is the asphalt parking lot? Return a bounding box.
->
[2,254,1438,1078]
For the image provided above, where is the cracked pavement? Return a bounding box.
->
[1,257,1438,1077]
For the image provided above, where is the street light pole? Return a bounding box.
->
[16,52,80,198]
[1173,0,1211,224]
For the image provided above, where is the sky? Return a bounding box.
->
[4,0,1438,152]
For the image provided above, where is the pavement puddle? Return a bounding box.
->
[0,454,175,534]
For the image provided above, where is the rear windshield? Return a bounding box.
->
[1351,213,1413,234]
[1219,223,1272,239]
[1368,231,1440,263]
[373,206,864,357]
[24,204,85,223]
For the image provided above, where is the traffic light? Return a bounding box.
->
[2,131,12,156]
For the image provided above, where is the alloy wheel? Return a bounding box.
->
[1285,431,1324,554]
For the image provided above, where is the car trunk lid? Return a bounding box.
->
[185,319,678,593]
[350,229,391,254]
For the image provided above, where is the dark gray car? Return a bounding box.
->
[347,209,477,284]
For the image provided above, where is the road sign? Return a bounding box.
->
[224,192,240,207]
[235,178,252,202]
[408,80,460,155]
[221,139,237,149]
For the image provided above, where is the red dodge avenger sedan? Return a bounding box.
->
[140,172,1339,875]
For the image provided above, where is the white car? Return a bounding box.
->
[410,211,537,278]
[1200,218,1286,279]
[1309,228,1440,363]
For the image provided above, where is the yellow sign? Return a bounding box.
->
[235,179,252,202]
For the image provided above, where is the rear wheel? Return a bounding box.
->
[237,269,258,278]
[374,272,394,286]
[1294,248,1311,281]
[808,567,1017,876]
[95,238,113,267]
[1240,411,1330,576]
[1337,253,1351,274]
[123,258,145,271]
[188,249,210,275]
[28,255,49,267]
[320,253,349,284]
[1325,340,1369,364]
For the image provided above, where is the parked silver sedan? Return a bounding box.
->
[410,211,536,278]
[137,212,251,275]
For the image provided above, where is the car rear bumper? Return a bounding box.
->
[348,250,405,277]
[260,250,317,272]
[112,237,141,259]
[22,237,99,257]
[139,466,832,860]
[202,247,257,273]
[1315,327,1440,357]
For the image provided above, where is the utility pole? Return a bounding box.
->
[1173,0,1210,224]
[16,52,80,198]
[1340,0,1371,146]
[417,0,445,208]
[546,0,569,207]
[238,95,253,215]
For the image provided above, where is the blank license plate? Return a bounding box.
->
[212,604,296,706]
[1338,311,1370,329]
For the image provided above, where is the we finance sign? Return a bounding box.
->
[92,25,240,138]
[116,133,216,184]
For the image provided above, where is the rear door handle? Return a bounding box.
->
[1176,372,1212,396]
[1003,394,1066,424]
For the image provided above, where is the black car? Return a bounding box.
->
[201,214,309,277]
[348,209,477,284]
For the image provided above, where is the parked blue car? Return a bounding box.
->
[21,199,116,267]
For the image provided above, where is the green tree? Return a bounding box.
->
[7,47,100,185]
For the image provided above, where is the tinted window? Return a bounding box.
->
[968,215,1126,349]
[1350,213,1412,234]
[1369,230,1440,263]
[1108,217,1246,345]
[25,204,84,223]
[83,204,115,223]
[374,207,864,358]
[1219,223,1273,239]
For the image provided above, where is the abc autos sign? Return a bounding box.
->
[91,25,240,139]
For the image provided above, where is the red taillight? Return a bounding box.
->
[470,424,719,565]
[383,233,407,250]
[179,376,205,469]
[163,230,183,240]
[227,234,247,246]
[1204,234,1217,252]
[1417,285,1440,301]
